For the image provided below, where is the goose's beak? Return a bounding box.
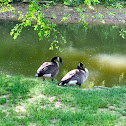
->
[61,61,63,65]
[82,66,85,71]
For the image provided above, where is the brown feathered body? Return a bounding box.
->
[59,68,89,86]
[35,62,59,79]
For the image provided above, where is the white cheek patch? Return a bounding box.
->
[68,80,77,85]
[57,57,60,61]
[78,64,80,68]
[43,74,51,78]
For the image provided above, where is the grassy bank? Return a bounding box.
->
[0,75,126,126]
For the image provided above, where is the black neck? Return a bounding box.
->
[51,57,57,63]
[77,65,85,71]
[77,66,81,69]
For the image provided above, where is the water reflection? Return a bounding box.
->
[0,21,126,87]
[94,54,126,72]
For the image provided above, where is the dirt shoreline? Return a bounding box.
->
[0,2,126,25]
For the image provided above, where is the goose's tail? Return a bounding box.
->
[58,81,63,86]
[58,81,67,86]
[35,74,42,77]
[35,74,38,77]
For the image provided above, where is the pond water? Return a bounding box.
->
[0,21,126,88]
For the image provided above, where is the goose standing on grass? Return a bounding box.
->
[58,62,89,87]
[35,56,63,81]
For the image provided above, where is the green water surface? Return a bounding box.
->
[0,21,126,87]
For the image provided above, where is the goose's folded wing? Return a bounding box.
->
[37,62,58,74]
[61,69,78,81]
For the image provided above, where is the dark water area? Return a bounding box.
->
[0,20,126,88]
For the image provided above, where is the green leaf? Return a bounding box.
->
[52,13,56,19]
[34,25,39,30]
[64,0,70,6]
[26,20,31,26]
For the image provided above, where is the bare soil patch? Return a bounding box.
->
[0,2,126,24]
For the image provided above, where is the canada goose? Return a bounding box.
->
[58,62,89,87]
[35,56,63,81]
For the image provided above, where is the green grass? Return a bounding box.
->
[0,98,7,105]
[0,74,126,126]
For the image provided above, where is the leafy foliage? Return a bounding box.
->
[10,1,56,40]
[0,0,15,15]
[119,29,126,38]
[61,13,72,22]
[0,0,126,48]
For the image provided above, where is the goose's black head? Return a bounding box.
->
[51,56,63,65]
[77,62,85,71]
